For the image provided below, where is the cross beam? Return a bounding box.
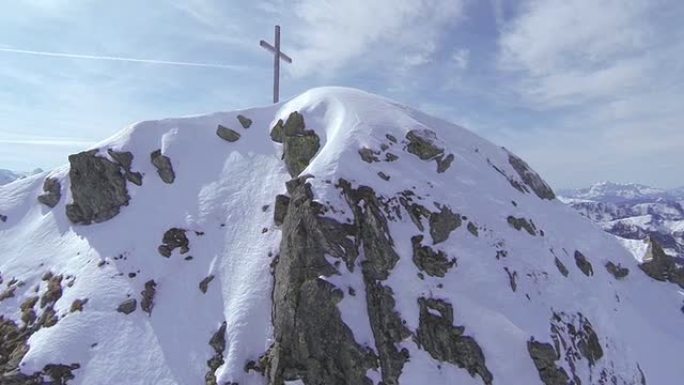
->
[260,25,292,103]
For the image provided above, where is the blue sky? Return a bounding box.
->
[1,0,682,189]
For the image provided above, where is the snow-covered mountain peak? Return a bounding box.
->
[561,181,668,203]
[1,87,683,385]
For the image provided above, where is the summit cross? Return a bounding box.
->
[260,25,293,103]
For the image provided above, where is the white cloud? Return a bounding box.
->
[285,0,465,77]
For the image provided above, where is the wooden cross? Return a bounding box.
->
[260,25,293,103]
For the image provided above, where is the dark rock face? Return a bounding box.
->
[605,261,629,279]
[405,129,454,173]
[37,177,61,208]
[158,228,190,257]
[107,149,143,186]
[411,235,456,277]
[554,257,569,277]
[507,153,556,200]
[65,150,131,225]
[0,214,6,222]
[639,238,684,288]
[507,216,537,236]
[199,275,215,294]
[359,147,380,163]
[117,299,137,315]
[574,250,594,276]
[150,150,175,184]
[237,114,252,129]
[206,322,227,385]
[216,125,241,142]
[140,280,156,316]
[267,178,375,385]
[277,112,321,177]
[429,206,462,244]
[273,195,290,226]
[416,298,493,385]
[527,340,570,385]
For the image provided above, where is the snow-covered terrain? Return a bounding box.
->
[0,168,44,186]
[560,182,684,260]
[1,87,683,385]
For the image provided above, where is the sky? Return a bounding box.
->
[0,0,682,189]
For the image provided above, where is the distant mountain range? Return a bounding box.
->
[0,168,43,185]
[559,182,684,259]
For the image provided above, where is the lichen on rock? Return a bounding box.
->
[65,150,131,225]
[37,177,61,208]
[237,114,252,128]
[158,228,190,257]
[277,112,321,177]
[117,299,137,315]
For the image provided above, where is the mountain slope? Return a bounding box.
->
[1,87,683,385]
[560,183,684,260]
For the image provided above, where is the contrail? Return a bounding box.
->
[0,47,246,70]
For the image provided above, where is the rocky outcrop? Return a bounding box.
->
[65,150,130,225]
[117,299,137,315]
[416,298,493,385]
[199,275,215,294]
[639,237,684,288]
[107,149,143,186]
[216,125,241,142]
[206,322,227,385]
[554,257,569,277]
[405,129,454,173]
[411,235,456,277]
[158,228,190,257]
[266,178,376,385]
[507,216,537,236]
[605,261,629,279]
[150,150,175,184]
[527,339,570,385]
[37,177,61,208]
[273,195,290,226]
[359,147,380,163]
[140,280,156,316]
[429,206,462,244]
[574,250,594,277]
[508,153,556,200]
[237,114,252,129]
[274,112,321,177]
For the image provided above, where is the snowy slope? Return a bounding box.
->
[1,87,683,385]
[0,168,44,186]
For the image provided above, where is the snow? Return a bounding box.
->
[1,87,684,384]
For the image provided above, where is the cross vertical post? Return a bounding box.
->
[260,25,292,104]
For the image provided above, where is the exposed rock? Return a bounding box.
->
[199,275,215,294]
[574,250,594,277]
[406,129,444,160]
[40,275,63,308]
[399,192,431,232]
[70,298,88,313]
[20,296,39,325]
[158,228,190,257]
[377,171,390,181]
[65,150,130,224]
[411,235,456,277]
[436,153,454,173]
[554,257,569,277]
[385,152,399,162]
[150,150,175,184]
[359,147,380,163]
[508,153,556,200]
[0,214,6,222]
[467,222,479,237]
[37,177,61,208]
[429,206,462,244]
[279,112,321,177]
[107,149,143,186]
[216,125,241,142]
[270,120,284,143]
[206,322,227,385]
[605,261,629,279]
[140,280,156,316]
[386,134,397,143]
[527,339,570,385]
[117,299,137,315]
[416,297,493,385]
[639,237,684,288]
[504,267,517,292]
[273,194,290,226]
[237,114,252,128]
[267,178,376,385]
[507,216,537,236]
